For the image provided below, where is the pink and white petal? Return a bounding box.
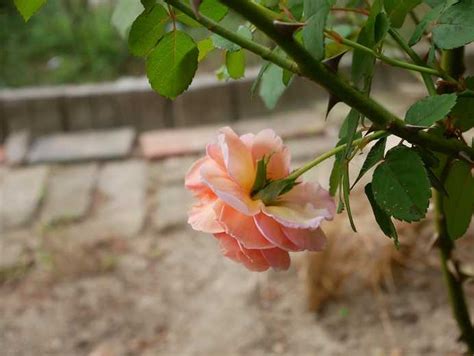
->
[251,129,284,160]
[263,182,336,229]
[261,248,291,271]
[279,182,336,219]
[254,213,301,251]
[185,156,212,196]
[206,142,225,168]
[218,204,273,249]
[240,133,255,150]
[201,160,263,216]
[266,147,291,180]
[218,127,255,191]
[188,201,224,234]
[238,243,270,272]
[282,227,327,251]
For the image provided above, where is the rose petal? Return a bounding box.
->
[215,233,241,263]
[218,204,273,249]
[188,201,224,234]
[185,157,212,197]
[201,160,263,216]
[218,127,255,191]
[251,129,290,180]
[206,142,225,168]
[261,248,291,271]
[282,227,327,251]
[215,233,270,271]
[254,213,301,251]
[263,182,335,229]
[238,242,270,272]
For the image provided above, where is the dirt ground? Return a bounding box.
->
[1,191,474,356]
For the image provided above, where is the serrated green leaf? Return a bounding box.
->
[443,160,474,240]
[384,0,422,28]
[408,0,457,46]
[353,137,387,188]
[365,183,399,247]
[372,146,431,222]
[146,31,198,99]
[451,96,474,132]
[198,38,214,62]
[405,94,457,127]
[432,0,474,49]
[14,0,46,21]
[199,0,228,22]
[226,50,245,79]
[258,63,287,109]
[112,0,145,38]
[303,0,336,61]
[128,4,169,57]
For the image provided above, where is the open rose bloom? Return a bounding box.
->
[185,127,336,271]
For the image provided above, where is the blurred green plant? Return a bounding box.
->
[0,0,139,87]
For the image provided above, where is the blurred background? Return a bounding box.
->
[1,1,474,355]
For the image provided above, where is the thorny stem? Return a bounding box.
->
[215,0,474,162]
[435,48,474,353]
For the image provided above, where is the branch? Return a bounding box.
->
[163,0,299,74]
[218,0,474,161]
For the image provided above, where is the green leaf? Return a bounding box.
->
[128,4,169,57]
[303,0,336,61]
[443,160,474,240]
[258,64,287,109]
[146,31,199,99]
[451,96,474,132]
[14,0,46,21]
[365,183,399,247]
[112,0,145,38]
[141,0,156,9]
[408,0,457,46]
[329,138,346,196]
[372,146,431,222]
[198,38,214,62]
[211,34,241,52]
[351,0,382,90]
[226,50,245,79]
[384,0,422,28]
[405,94,457,127]
[199,0,228,22]
[432,0,474,49]
[251,158,268,194]
[342,164,357,232]
[353,137,387,188]
[374,12,390,45]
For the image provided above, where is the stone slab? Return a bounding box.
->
[27,127,136,164]
[40,164,97,225]
[0,166,49,231]
[152,184,193,232]
[140,126,218,159]
[4,130,30,165]
[149,156,198,185]
[93,160,147,238]
[140,109,330,160]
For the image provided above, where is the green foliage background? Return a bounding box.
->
[0,0,140,87]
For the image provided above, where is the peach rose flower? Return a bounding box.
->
[185,127,336,271]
